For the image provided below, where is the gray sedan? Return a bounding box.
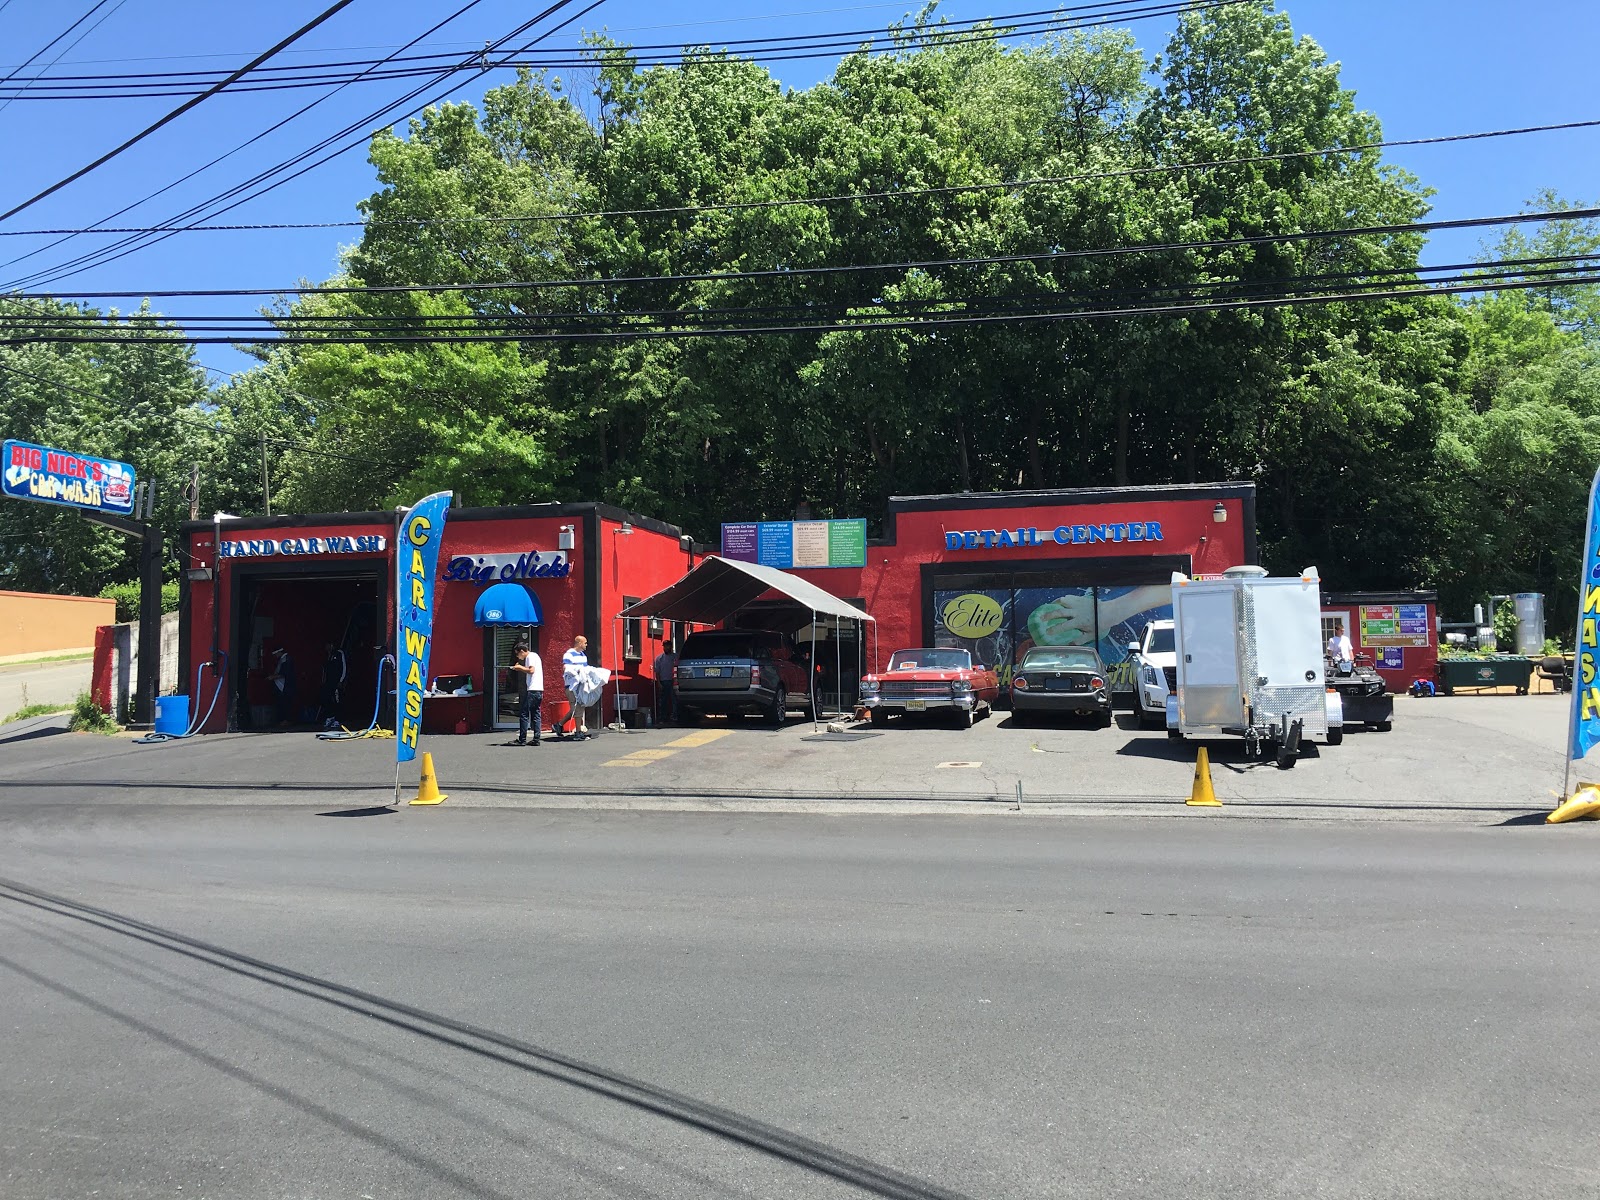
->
[1010,646,1113,727]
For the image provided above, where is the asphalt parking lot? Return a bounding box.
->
[0,691,1571,823]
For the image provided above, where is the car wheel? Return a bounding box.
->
[957,706,974,730]
[766,687,786,727]
[1326,725,1344,746]
[1098,711,1113,729]
[1012,708,1030,728]
[869,708,888,728]
[1136,704,1162,730]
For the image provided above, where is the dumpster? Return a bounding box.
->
[1437,655,1535,695]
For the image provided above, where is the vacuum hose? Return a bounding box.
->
[317,655,396,741]
[132,652,227,745]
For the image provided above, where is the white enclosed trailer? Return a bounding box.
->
[1165,565,1343,767]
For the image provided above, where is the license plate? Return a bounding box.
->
[704,667,722,677]
[905,700,926,711]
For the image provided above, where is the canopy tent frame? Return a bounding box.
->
[616,555,875,731]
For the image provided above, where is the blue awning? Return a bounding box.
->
[474,582,543,627]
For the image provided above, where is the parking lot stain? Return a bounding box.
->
[937,761,983,769]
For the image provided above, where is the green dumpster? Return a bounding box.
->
[1437,655,1535,695]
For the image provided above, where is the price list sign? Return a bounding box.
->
[1360,603,1431,648]
[721,519,867,568]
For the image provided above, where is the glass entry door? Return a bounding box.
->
[489,626,538,731]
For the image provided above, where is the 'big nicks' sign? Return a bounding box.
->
[396,492,451,763]
[3,439,136,515]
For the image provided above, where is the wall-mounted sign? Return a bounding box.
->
[2,439,136,515]
[943,522,1165,551]
[218,535,387,559]
[1360,603,1430,648]
[721,519,866,568]
[441,550,570,584]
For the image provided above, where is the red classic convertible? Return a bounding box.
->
[859,647,1000,728]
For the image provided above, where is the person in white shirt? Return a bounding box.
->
[560,635,591,740]
[509,638,543,746]
[1326,621,1353,664]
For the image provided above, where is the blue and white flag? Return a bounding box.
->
[396,491,452,763]
[1569,466,1600,766]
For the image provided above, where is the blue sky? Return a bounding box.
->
[0,0,1595,379]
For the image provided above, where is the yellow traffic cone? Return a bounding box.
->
[409,752,448,806]
[1547,785,1600,823]
[1187,746,1221,807]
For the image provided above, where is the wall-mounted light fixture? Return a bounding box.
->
[185,567,213,582]
[1212,502,1228,523]
[558,523,575,551]
[618,521,633,536]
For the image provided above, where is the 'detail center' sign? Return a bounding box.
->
[396,491,452,763]
[2,439,137,516]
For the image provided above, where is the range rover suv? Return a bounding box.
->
[674,630,811,725]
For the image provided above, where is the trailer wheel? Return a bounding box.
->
[1167,728,1182,740]
[1326,725,1344,746]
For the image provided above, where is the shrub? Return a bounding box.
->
[99,580,181,622]
[69,691,119,734]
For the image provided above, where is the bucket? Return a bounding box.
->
[154,695,190,737]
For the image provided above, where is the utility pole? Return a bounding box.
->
[260,433,271,516]
[188,463,200,520]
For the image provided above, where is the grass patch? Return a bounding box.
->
[69,691,119,735]
[2,702,71,725]
[0,651,94,669]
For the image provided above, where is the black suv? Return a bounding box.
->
[674,630,811,725]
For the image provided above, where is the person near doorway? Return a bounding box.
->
[559,634,591,740]
[653,644,677,726]
[509,638,543,746]
[268,645,297,727]
[1327,620,1354,664]
[319,642,346,730]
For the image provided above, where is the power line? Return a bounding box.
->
[1,0,599,291]
[1,117,1594,239]
[0,1,1246,98]
[0,0,360,225]
[0,2,118,92]
[12,205,1597,303]
[0,0,126,117]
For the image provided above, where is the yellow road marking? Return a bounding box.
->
[665,729,733,748]
[610,748,678,762]
[602,758,652,768]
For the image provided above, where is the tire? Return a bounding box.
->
[1012,708,1030,728]
[1372,720,1392,733]
[956,706,974,729]
[1326,725,1344,746]
[1136,703,1163,730]
[1167,729,1182,740]
[1098,711,1114,729]
[869,707,888,728]
[766,687,786,727]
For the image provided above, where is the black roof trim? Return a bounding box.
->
[183,501,686,541]
[1323,590,1438,604]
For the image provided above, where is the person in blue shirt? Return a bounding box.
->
[559,634,591,740]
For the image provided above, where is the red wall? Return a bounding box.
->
[784,495,1249,668]
[185,509,690,732]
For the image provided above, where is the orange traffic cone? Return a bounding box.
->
[409,752,448,806]
[1187,746,1221,807]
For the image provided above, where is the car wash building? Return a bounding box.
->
[728,482,1257,696]
[179,503,692,734]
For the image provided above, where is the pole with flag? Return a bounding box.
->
[395,491,452,805]
[1552,464,1600,822]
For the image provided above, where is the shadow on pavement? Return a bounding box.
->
[1495,811,1559,827]
[316,806,398,818]
[0,877,974,1200]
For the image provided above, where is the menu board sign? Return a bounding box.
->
[1360,603,1431,648]
[721,519,867,568]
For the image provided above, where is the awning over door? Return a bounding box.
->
[474,582,543,626]
[617,555,873,625]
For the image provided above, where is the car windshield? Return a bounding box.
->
[680,633,759,659]
[1145,626,1175,654]
[1020,648,1101,671]
[888,649,971,671]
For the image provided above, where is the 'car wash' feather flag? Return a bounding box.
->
[397,491,452,764]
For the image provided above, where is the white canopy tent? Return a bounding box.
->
[617,556,875,728]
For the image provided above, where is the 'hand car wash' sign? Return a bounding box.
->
[945,522,1164,551]
[2,439,136,516]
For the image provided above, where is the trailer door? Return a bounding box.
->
[1176,586,1242,729]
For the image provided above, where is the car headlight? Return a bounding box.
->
[1142,665,1158,686]
[860,679,878,694]
[951,679,972,693]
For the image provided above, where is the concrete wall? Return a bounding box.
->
[0,589,116,661]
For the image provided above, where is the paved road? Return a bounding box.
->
[0,657,90,717]
[0,800,1595,1199]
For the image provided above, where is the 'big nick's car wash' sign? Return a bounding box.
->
[944,521,1164,551]
[440,550,570,584]
[2,439,136,515]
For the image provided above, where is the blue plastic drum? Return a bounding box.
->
[154,695,190,737]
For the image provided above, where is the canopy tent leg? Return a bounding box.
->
[811,608,819,731]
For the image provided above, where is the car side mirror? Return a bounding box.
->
[1126,642,1140,656]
